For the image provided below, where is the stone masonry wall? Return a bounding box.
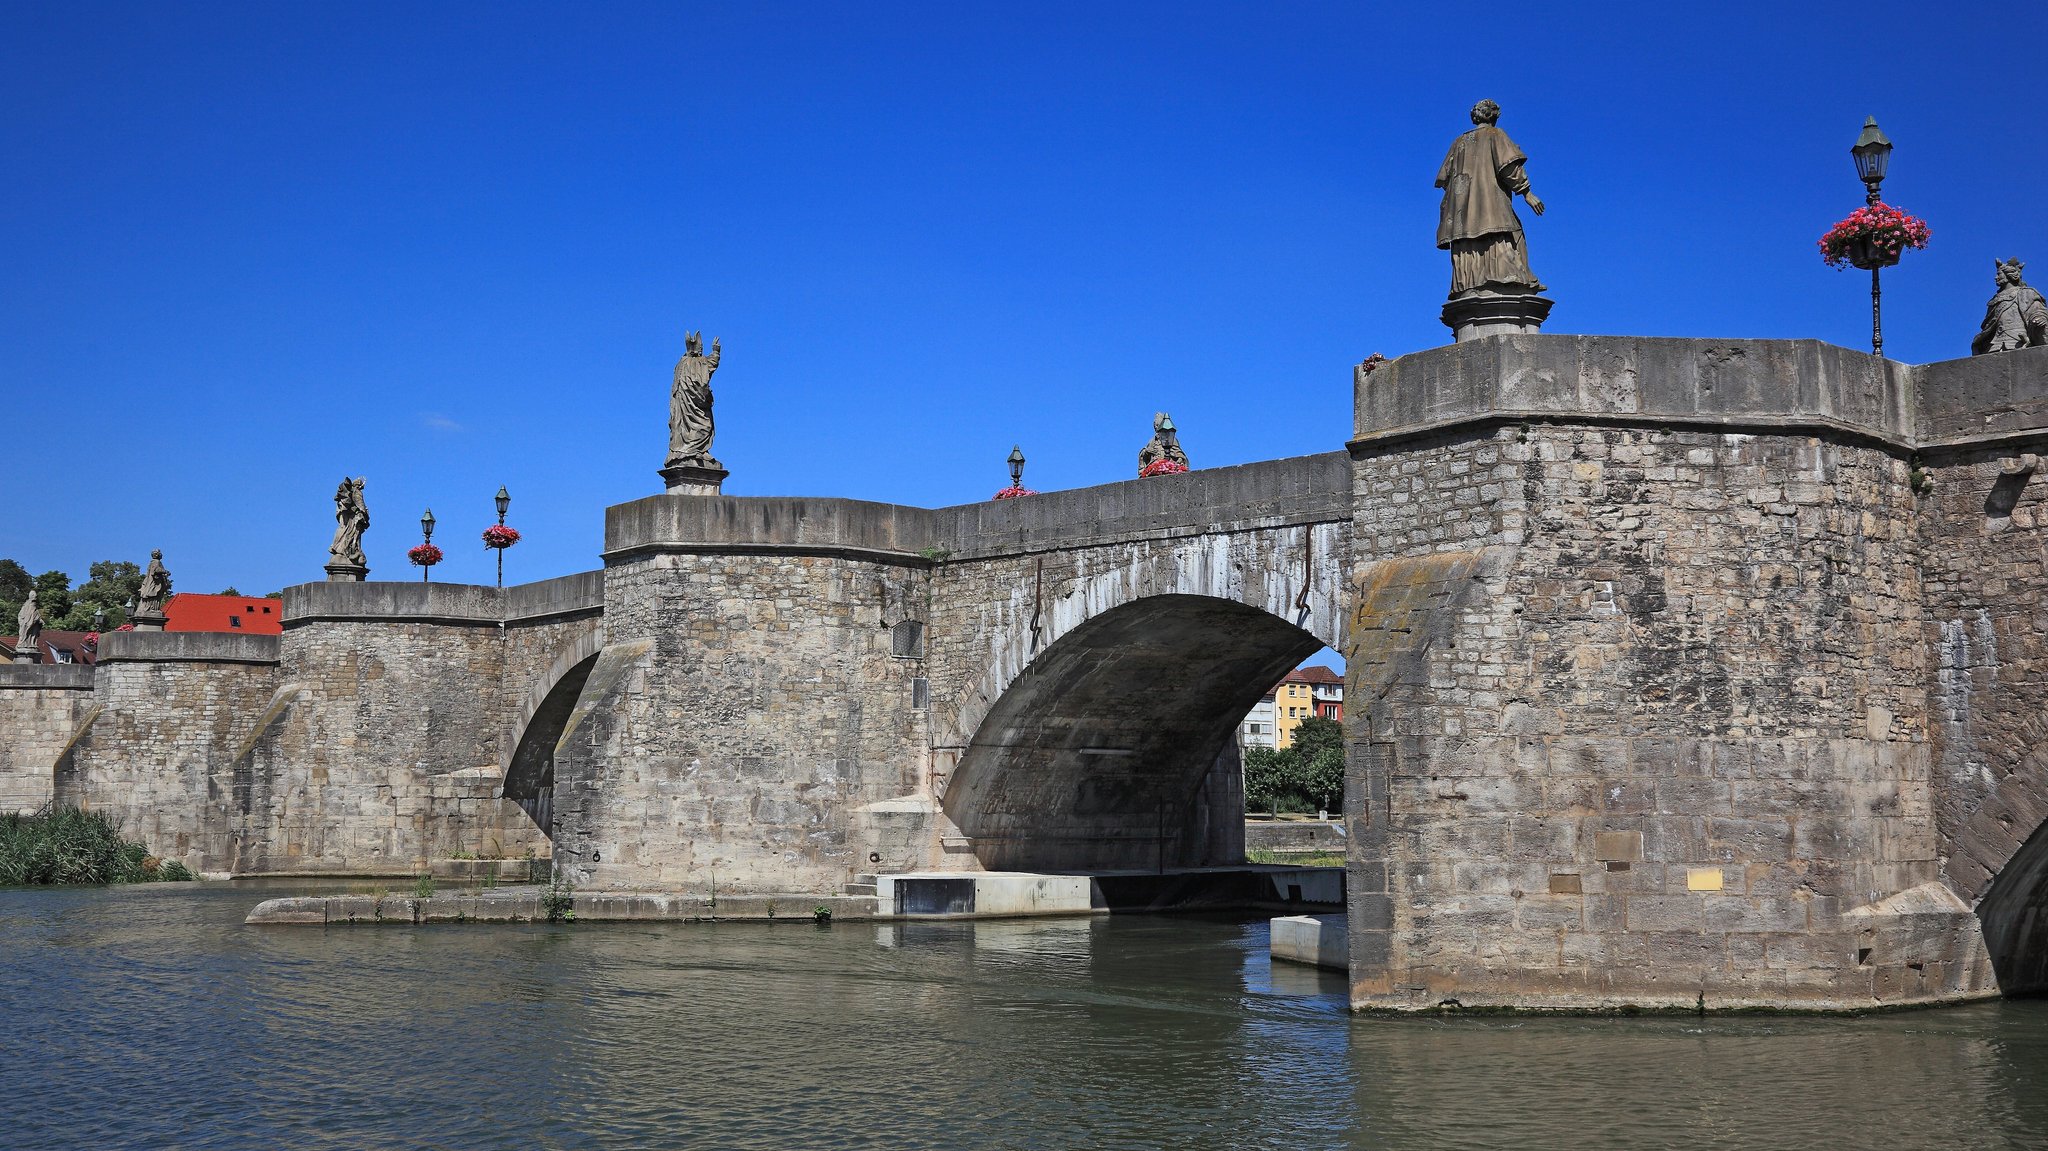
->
[553,549,929,893]
[237,615,573,873]
[1346,415,1987,1009]
[57,636,282,873]
[0,666,91,815]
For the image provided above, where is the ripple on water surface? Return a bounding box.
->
[5,884,2048,1149]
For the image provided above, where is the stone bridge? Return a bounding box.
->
[10,333,2048,1013]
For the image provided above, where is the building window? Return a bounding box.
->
[229,616,241,628]
[891,620,925,659]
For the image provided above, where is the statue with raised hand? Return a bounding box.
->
[666,331,722,470]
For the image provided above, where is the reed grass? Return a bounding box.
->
[0,807,197,886]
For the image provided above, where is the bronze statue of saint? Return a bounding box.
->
[1436,100,1546,297]
[328,477,369,567]
[1973,259,2048,356]
[1137,412,1190,474]
[667,331,722,469]
[137,549,171,615]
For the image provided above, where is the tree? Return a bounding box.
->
[1243,746,1298,815]
[0,560,29,604]
[33,571,73,628]
[61,561,143,630]
[0,559,29,636]
[1288,716,1346,814]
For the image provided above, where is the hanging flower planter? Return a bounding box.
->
[482,525,521,550]
[1819,203,1929,270]
[991,485,1039,500]
[1138,459,1190,478]
[408,543,445,568]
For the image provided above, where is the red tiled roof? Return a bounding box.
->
[1279,664,1343,687]
[165,593,283,635]
[2,629,100,665]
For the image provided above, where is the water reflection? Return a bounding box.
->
[5,885,2048,1149]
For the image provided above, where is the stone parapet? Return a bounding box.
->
[280,572,603,627]
[931,452,1351,560]
[604,495,934,564]
[603,454,1352,568]
[0,664,95,690]
[1915,344,2048,450]
[1356,335,1916,450]
[98,631,280,666]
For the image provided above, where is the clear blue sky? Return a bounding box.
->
[3,2,2042,596]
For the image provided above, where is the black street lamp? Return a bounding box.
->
[1008,445,1026,490]
[1851,116,1892,207]
[493,486,511,589]
[1851,116,1896,356]
[420,507,436,584]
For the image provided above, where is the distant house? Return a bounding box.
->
[1260,664,1343,749]
[1238,694,1277,750]
[2,629,101,665]
[165,593,283,635]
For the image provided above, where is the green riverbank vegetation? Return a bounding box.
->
[0,808,196,885]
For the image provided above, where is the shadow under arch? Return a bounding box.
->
[943,593,1325,873]
[1975,818,2048,995]
[504,651,601,839]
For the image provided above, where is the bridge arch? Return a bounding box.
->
[942,592,1327,872]
[502,625,606,838]
[939,521,1348,777]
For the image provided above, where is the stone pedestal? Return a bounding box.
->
[324,562,368,583]
[129,610,167,632]
[659,461,728,496]
[10,642,36,664]
[1441,291,1553,343]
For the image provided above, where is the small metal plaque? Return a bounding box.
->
[1686,867,1724,892]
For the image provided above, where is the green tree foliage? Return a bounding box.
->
[1243,747,1297,814]
[62,561,143,630]
[0,559,29,604]
[1,559,147,632]
[32,571,72,628]
[1244,716,1348,815]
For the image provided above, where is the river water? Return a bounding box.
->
[5,882,2048,1149]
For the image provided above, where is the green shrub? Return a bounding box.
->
[0,808,197,885]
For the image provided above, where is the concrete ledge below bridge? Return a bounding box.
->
[246,888,883,925]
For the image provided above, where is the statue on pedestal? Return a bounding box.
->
[1137,413,1190,475]
[1435,100,1553,341]
[327,477,370,578]
[667,332,722,470]
[133,549,172,630]
[1973,259,2048,355]
[15,589,42,660]
[661,331,728,494]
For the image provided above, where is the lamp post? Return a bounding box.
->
[420,507,436,584]
[494,486,510,589]
[1008,445,1026,491]
[1850,116,1895,356]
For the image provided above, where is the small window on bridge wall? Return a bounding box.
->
[891,620,925,659]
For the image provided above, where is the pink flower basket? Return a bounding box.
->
[991,485,1039,500]
[1139,459,1190,478]
[1819,203,1930,270]
[408,543,445,567]
[482,525,521,550]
